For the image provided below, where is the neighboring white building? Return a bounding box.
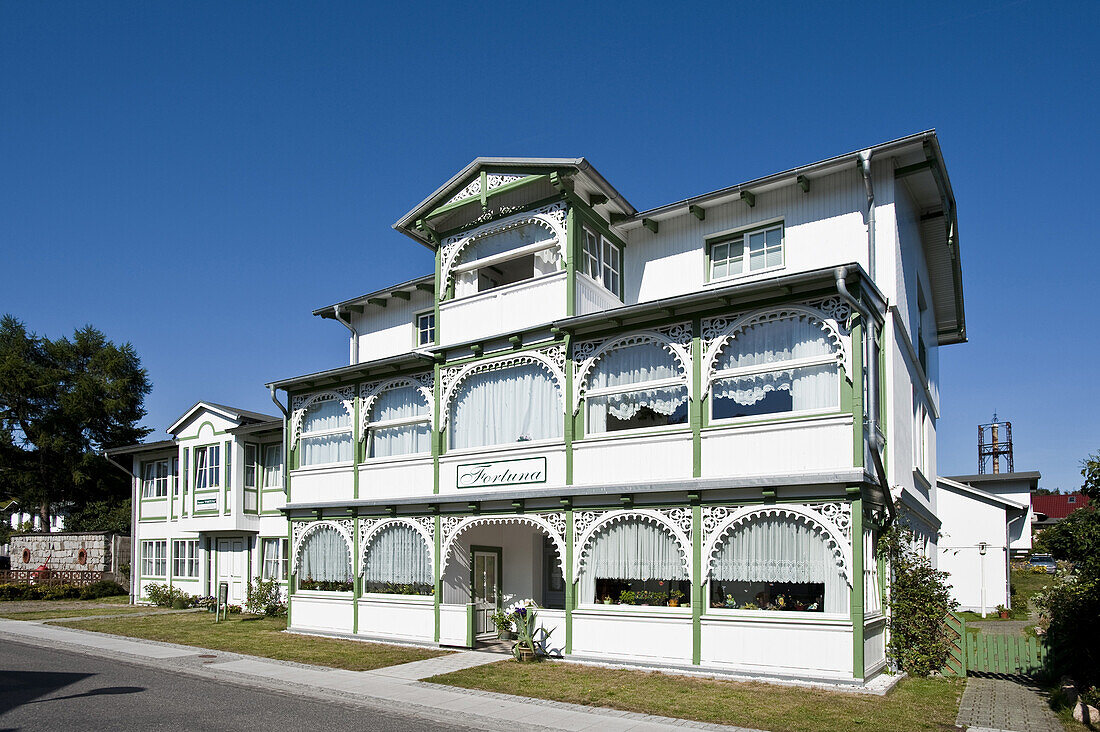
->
[109,402,286,606]
[946,472,1040,559]
[937,477,1028,614]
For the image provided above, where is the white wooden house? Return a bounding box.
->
[258,130,965,683]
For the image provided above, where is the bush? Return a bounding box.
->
[65,498,131,534]
[144,582,195,608]
[246,577,286,617]
[878,522,959,677]
[0,580,126,601]
[1033,556,1100,689]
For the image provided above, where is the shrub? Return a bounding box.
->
[1033,557,1100,689]
[79,580,127,599]
[144,582,195,608]
[878,522,959,677]
[246,577,286,617]
[0,581,124,601]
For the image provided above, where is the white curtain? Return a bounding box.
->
[450,363,562,449]
[580,520,686,603]
[368,386,432,458]
[712,364,837,409]
[586,342,688,432]
[262,445,283,488]
[711,515,848,613]
[300,399,352,465]
[363,524,432,585]
[717,316,834,370]
[461,222,557,265]
[297,526,351,583]
[455,270,478,297]
[533,247,559,275]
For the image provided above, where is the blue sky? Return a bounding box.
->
[2,1,1097,491]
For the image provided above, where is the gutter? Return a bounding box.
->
[269,387,290,498]
[102,450,138,604]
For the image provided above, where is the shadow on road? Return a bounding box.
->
[0,670,94,715]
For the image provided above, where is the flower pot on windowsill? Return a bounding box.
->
[668,599,680,608]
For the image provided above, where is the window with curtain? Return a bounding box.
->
[365,385,432,459]
[586,341,688,434]
[262,444,283,488]
[708,513,848,613]
[449,362,563,449]
[711,315,840,420]
[262,537,288,581]
[141,540,167,577]
[193,445,221,489]
[453,221,560,297]
[172,539,199,578]
[299,398,353,466]
[244,444,258,489]
[580,519,690,606]
[296,525,352,591]
[362,524,433,595]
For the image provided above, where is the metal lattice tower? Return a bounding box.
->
[978,413,1014,474]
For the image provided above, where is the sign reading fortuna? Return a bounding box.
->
[457,457,547,489]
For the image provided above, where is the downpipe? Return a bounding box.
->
[334,304,359,365]
[859,149,876,281]
[103,451,138,603]
[269,386,290,497]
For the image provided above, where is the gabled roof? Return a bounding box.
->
[104,438,178,456]
[393,157,635,248]
[167,401,278,435]
[948,472,1042,491]
[938,477,1029,510]
[1031,492,1091,519]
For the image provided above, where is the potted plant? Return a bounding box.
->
[601,596,612,605]
[507,599,544,662]
[618,591,635,605]
[491,610,514,640]
[996,604,1010,619]
[668,589,684,608]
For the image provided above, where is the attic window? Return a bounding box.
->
[453,222,560,297]
[1068,495,1076,504]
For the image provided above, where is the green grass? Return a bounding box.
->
[428,661,965,732]
[54,612,450,671]
[959,569,1055,622]
[0,606,175,620]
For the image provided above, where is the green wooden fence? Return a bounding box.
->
[942,611,1047,676]
[943,611,967,676]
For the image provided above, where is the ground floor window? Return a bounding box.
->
[172,539,199,578]
[580,518,689,605]
[709,580,824,611]
[296,525,352,591]
[141,540,167,577]
[362,524,433,595]
[261,538,288,581]
[595,578,691,607]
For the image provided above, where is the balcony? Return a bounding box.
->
[439,270,566,346]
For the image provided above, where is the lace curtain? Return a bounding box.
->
[297,526,351,583]
[368,386,431,458]
[711,514,847,613]
[262,445,283,488]
[300,399,353,465]
[580,519,686,603]
[363,524,432,585]
[712,316,838,410]
[453,222,560,297]
[450,362,563,449]
[586,342,688,432]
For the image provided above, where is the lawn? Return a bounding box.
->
[55,612,450,671]
[958,568,1053,622]
[427,661,964,732]
[0,606,177,620]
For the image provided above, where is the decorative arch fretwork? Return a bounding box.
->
[437,345,566,432]
[438,513,567,578]
[438,202,568,298]
[571,323,694,415]
[444,173,527,206]
[572,508,693,581]
[291,519,354,573]
[700,503,853,587]
[357,516,435,577]
[358,374,434,440]
[289,387,356,449]
[700,297,852,394]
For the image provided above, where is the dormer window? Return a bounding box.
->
[709,223,783,281]
[453,222,560,297]
[581,226,622,298]
[415,311,435,346]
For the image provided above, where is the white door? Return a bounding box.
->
[216,538,246,604]
[472,550,499,637]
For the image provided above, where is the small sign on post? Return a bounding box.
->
[216,581,229,622]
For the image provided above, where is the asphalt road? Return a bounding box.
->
[0,639,475,731]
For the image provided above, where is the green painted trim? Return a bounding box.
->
[175,422,226,440]
[850,489,865,680]
[426,174,547,220]
[466,602,475,648]
[564,332,574,486]
[691,501,702,664]
[565,205,577,317]
[352,515,359,634]
[353,395,361,500]
[565,505,574,654]
[434,246,442,344]
[434,513,441,643]
[433,363,441,494]
[223,439,232,516]
[691,317,702,477]
[286,516,294,627]
[851,321,865,468]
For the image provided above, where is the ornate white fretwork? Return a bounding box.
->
[445,177,482,205]
[700,301,852,389]
[812,501,853,541]
[291,519,354,573]
[700,504,853,586]
[572,509,693,580]
[357,516,436,577]
[358,374,434,438]
[438,202,567,298]
[438,513,567,578]
[437,344,566,431]
[570,323,694,414]
[289,387,356,449]
[444,173,526,206]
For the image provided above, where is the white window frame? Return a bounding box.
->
[141,459,171,499]
[913,390,928,477]
[172,539,200,578]
[141,540,167,577]
[193,444,221,490]
[583,346,688,436]
[451,238,561,296]
[244,443,258,489]
[298,400,353,467]
[415,310,435,346]
[261,537,289,581]
[581,225,622,298]
[709,354,840,424]
[364,386,432,459]
[709,223,784,282]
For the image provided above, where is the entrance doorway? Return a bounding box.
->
[216,538,245,604]
[471,546,501,637]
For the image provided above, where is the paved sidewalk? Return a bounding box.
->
[956,675,1062,732]
[0,619,762,731]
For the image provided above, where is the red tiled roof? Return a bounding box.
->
[1031,493,1091,519]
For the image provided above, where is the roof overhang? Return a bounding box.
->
[105,439,177,457]
[266,351,435,392]
[227,419,283,437]
[938,477,1029,510]
[313,274,435,320]
[948,472,1042,491]
[393,157,635,249]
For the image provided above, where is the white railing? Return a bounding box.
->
[439,271,566,346]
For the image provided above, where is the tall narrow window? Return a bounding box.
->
[913,390,928,475]
[141,460,170,498]
[365,384,432,458]
[711,316,840,420]
[449,363,563,449]
[299,399,353,466]
[415,311,435,346]
[193,445,221,489]
[709,224,783,280]
[172,539,199,578]
[297,526,352,591]
[244,444,258,489]
[262,444,283,488]
[581,226,622,298]
[172,457,180,495]
[262,537,288,580]
[586,342,688,433]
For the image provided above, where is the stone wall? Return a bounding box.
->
[9,532,128,577]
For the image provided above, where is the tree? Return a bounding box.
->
[1033,506,1100,566]
[1081,451,1100,502]
[0,315,151,531]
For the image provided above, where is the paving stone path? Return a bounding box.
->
[956,675,1062,732]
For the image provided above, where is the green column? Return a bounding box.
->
[851,321,865,468]
[286,520,295,628]
[564,333,574,486]
[565,505,574,654]
[352,514,359,635]
[692,501,702,664]
[850,487,865,680]
[433,363,441,495]
[353,389,360,500]
[433,513,442,643]
[565,206,577,317]
[691,318,703,477]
